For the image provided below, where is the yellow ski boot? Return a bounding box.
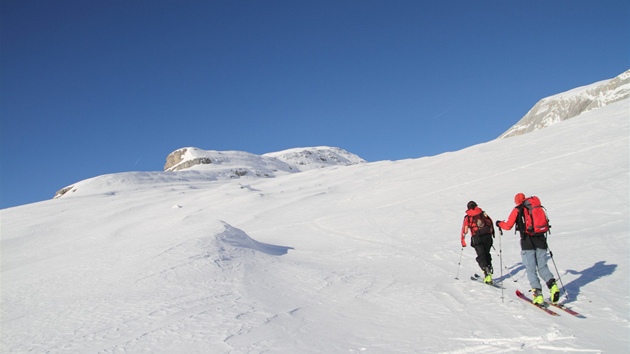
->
[531,288,544,305]
[549,282,560,303]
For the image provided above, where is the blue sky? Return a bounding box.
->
[1,0,628,209]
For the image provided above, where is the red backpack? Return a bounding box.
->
[520,196,551,235]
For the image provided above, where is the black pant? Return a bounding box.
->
[520,233,548,250]
[471,233,493,273]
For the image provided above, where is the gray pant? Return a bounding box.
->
[521,248,554,290]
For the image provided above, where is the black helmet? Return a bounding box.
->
[467,201,477,210]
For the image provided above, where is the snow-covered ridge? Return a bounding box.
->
[163,146,365,173]
[263,146,366,171]
[499,69,629,138]
[163,147,295,175]
[54,146,365,199]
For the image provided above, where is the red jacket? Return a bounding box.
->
[497,204,549,250]
[461,207,493,238]
[497,207,520,231]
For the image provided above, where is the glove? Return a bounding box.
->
[495,220,502,227]
[461,236,467,247]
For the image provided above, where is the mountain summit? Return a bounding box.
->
[499,69,629,138]
[54,147,365,199]
[163,146,366,174]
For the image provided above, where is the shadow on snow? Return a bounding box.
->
[495,260,616,303]
[218,222,294,256]
[562,260,617,302]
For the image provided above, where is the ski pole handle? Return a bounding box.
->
[495,220,503,236]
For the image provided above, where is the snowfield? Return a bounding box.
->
[1,99,628,353]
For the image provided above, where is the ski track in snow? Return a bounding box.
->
[1,100,628,353]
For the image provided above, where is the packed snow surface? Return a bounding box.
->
[2,99,628,353]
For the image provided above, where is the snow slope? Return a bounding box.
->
[1,99,628,353]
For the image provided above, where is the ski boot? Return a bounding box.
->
[547,278,560,303]
[483,266,493,284]
[531,288,544,305]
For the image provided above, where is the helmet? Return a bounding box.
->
[514,193,525,205]
[467,201,477,210]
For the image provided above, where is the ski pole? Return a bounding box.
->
[455,247,464,280]
[512,266,526,282]
[495,226,517,282]
[506,263,516,282]
[548,246,569,300]
[545,233,568,300]
[498,230,504,303]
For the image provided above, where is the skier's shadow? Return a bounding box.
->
[563,261,617,302]
[494,264,526,283]
[495,261,616,302]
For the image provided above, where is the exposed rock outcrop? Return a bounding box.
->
[54,185,75,199]
[500,69,629,138]
[164,148,213,171]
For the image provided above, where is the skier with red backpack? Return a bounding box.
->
[496,193,560,304]
[460,201,495,284]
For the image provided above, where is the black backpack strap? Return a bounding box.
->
[515,205,526,237]
[485,212,496,237]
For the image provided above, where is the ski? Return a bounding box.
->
[548,302,586,318]
[471,274,503,289]
[515,290,559,316]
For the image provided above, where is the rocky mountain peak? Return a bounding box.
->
[500,69,629,138]
[163,146,366,176]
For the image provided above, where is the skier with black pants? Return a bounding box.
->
[460,201,495,284]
